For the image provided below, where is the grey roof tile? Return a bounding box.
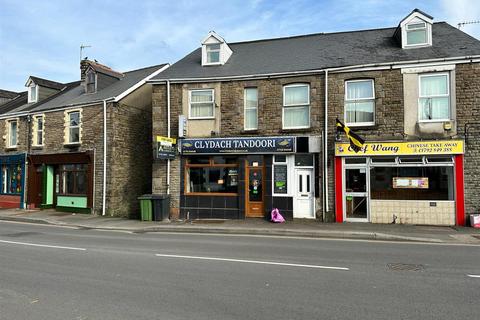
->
[152,22,480,81]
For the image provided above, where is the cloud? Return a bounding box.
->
[0,0,478,92]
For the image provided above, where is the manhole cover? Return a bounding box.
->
[387,263,424,271]
[3,232,41,237]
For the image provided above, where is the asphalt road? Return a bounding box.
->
[0,221,479,320]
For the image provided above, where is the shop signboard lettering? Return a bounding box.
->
[335,140,464,156]
[156,136,177,159]
[181,137,295,154]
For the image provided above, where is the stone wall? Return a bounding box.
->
[455,63,480,219]
[326,69,404,221]
[152,76,326,219]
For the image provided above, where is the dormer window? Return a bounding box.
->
[406,22,427,45]
[396,9,433,49]
[201,31,232,66]
[206,44,221,64]
[86,70,96,93]
[28,84,37,103]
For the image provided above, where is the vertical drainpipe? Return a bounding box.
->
[324,69,329,217]
[166,80,171,195]
[102,99,107,216]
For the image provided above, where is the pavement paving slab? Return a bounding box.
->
[0,208,479,244]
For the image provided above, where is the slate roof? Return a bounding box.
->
[29,76,65,90]
[28,64,166,113]
[151,22,480,81]
[0,89,19,99]
[1,64,166,116]
[0,91,27,114]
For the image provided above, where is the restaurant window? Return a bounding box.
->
[273,155,288,195]
[370,166,454,201]
[59,164,87,195]
[1,164,22,194]
[186,157,238,194]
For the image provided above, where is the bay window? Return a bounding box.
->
[283,84,310,129]
[419,73,450,121]
[345,79,375,126]
[189,89,214,119]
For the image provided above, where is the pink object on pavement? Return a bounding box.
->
[271,208,285,223]
[471,214,480,228]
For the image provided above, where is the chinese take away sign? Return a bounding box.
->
[335,140,464,156]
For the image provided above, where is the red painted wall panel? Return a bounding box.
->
[335,157,343,223]
[455,154,465,226]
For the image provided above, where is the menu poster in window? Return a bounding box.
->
[274,165,288,194]
[393,177,429,189]
[228,169,238,186]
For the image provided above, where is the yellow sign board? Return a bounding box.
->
[156,136,176,145]
[335,140,464,156]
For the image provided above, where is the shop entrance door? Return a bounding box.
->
[344,167,369,222]
[293,169,315,218]
[245,163,264,218]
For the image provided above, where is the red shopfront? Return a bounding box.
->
[334,140,465,226]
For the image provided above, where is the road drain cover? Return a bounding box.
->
[387,263,424,271]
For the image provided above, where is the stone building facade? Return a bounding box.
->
[150,9,480,226]
[0,61,167,217]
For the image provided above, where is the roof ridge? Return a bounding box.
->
[227,22,448,46]
[123,63,168,74]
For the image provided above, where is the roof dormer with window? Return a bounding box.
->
[395,9,433,49]
[201,31,233,66]
[25,76,64,103]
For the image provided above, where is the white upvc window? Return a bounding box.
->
[282,84,310,129]
[7,120,18,148]
[28,84,37,103]
[418,73,450,122]
[244,88,258,130]
[345,79,375,126]
[67,111,81,143]
[189,89,215,119]
[205,44,221,64]
[32,115,44,146]
[406,22,427,46]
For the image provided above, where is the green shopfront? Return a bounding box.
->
[179,136,321,220]
[27,152,94,213]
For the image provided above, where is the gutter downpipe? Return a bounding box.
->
[324,69,329,219]
[167,80,171,195]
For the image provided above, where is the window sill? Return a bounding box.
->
[31,145,44,150]
[280,128,312,134]
[4,146,18,151]
[64,142,81,148]
[241,129,259,135]
[346,124,377,130]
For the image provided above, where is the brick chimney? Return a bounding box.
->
[80,58,90,82]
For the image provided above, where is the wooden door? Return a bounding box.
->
[245,160,265,217]
[27,165,43,208]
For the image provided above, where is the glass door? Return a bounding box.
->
[344,167,369,221]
